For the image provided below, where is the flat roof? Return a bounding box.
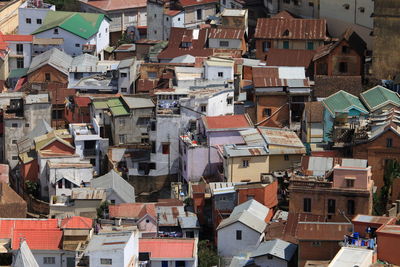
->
[352,215,396,225]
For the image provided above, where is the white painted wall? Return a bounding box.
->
[172,13,185,28]
[208,38,242,49]
[7,42,32,70]
[31,250,75,267]
[204,64,234,81]
[95,19,111,57]
[253,255,288,267]
[48,166,93,196]
[207,90,234,116]
[217,222,260,258]
[18,2,55,35]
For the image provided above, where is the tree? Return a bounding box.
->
[44,0,80,11]
[375,159,400,215]
[97,201,109,219]
[25,180,39,197]
[198,240,220,267]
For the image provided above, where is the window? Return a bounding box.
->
[11,123,18,128]
[284,155,289,161]
[223,0,226,4]
[151,142,156,154]
[307,41,314,50]
[247,194,254,200]
[26,18,32,24]
[227,97,233,105]
[347,200,355,215]
[45,73,51,81]
[219,41,229,47]
[37,18,42,24]
[16,44,23,55]
[328,199,336,214]
[162,143,170,154]
[75,43,80,47]
[162,261,168,267]
[178,17,181,21]
[16,58,24,69]
[154,30,157,34]
[154,14,157,18]
[387,138,393,147]
[342,46,350,54]
[283,40,289,49]
[121,87,128,93]
[312,241,321,247]
[119,134,126,144]
[339,62,348,73]
[242,160,249,167]
[196,9,202,20]
[263,41,271,52]
[146,219,150,223]
[74,72,83,80]
[25,123,29,127]
[12,140,17,144]
[236,230,242,240]
[303,198,311,212]
[54,28,59,34]
[120,118,126,126]
[218,72,223,77]
[100,258,112,265]
[110,199,115,204]
[98,33,101,38]
[267,254,273,260]
[176,261,185,267]
[263,108,271,117]
[346,179,355,188]
[148,71,157,79]
[43,257,55,264]
[105,28,108,33]
[12,156,18,161]
[166,17,169,21]
[181,42,192,48]
[120,72,127,78]
[65,180,71,189]
[200,105,207,112]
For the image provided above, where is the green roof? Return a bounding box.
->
[107,98,123,107]
[32,11,106,40]
[8,68,28,79]
[360,85,400,112]
[323,90,368,117]
[93,101,108,109]
[110,106,129,116]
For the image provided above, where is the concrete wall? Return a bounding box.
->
[298,240,341,267]
[7,42,32,70]
[0,0,23,34]
[184,4,216,28]
[204,64,234,81]
[32,250,75,267]
[217,222,260,257]
[18,3,55,35]
[333,167,371,189]
[208,38,242,49]
[151,259,196,267]
[224,155,269,183]
[95,19,111,58]
[377,232,400,266]
[268,154,302,172]
[253,255,288,267]
[147,1,164,40]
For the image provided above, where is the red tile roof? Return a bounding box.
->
[139,238,196,259]
[109,203,156,219]
[179,0,218,7]
[2,35,33,42]
[74,96,91,107]
[61,216,92,229]
[208,28,245,39]
[12,229,62,250]
[203,114,252,130]
[83,0,147,11]
[266,48,315,68]
[254,17,328,40]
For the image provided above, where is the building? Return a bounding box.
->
[0,33,33,71]
[251,66,311,129]
[85,231,139,267]
[352,214,396,237]
[0,182,26,218]
[289,163,374,221]
[302,101,324,143]
[313,28,366,77]
[32,11,110,58]
[69,121,109,175]
[91,170,136,204]
[328,246,373,267]
[220,9,248,35]
[139,238,198,267]
[12,240,39,267]
[65,96,92,124]
[18,0,56,35]
[249,239,297,267]
[254,11,328,60]
[180,0,218,28]
[322,90,368,142]
[217,199,269,258]
[376,224,400,265]
[79,0,147,45]
[360,85,400,115]
[4,94,52,168]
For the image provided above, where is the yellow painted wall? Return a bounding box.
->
[225,155,269,183]
[0,0,23,34]
[269,154,302,172]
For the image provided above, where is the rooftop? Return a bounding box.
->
[179,0,218,7]
[221,8,247,17]
[250,239,297,261]
[296,222,352,241]
[85,232,133,252]
[81,0,147,11]
[223,144,268,157]
[139,238,196,259]
[60,216,93,229]
[109,203,156,219]
[328,247,373,267]
[322,90,368,117]
[376,224,400,235]
[360,85,400,112]
[202,114,252,130]
[266,48,315,68]
[352,215,396,225]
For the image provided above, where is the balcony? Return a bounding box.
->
[82,44,96,53]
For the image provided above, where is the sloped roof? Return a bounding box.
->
[217,210,267,233]
[12,241,39,267]
[208,28,245,39]
[231,199,269,221]
[250,239,297,261]
[202,114,252,130]
[109,203,156,219]
[258,127,305,149]
[91,170,135,203]
[266,49,315,68]
[296,222,352,241]
[252,66,309,88]
[32,11,106,40]
[179,0,218,7]
[322,90,368,117]
[139,238,196,259]
[313,75,363,98]
[61,216,92,229]
[12,229,62,250]
[81,0,147,11]
[360,85,400,112]
[28,48,72,75]
[255,17,328,40]
[122,96,154,109]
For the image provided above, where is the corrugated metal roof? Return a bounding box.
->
[223,144,268,157]
[85,232,132,252]
[329,247,373,267]
[25,93,49,104]
[28,48,72,75]
[322,90,368,117]
[122,97,154,109]
[232,199,269,221]
[91,170,136,203]
[360,85,400,112]
[352,215,396,225]
[208,28,245,39]
[250,239,297,261]
[156,206,185,226]
[71,188,105,200]
[217,210,267,233]
[259,127,305,148]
